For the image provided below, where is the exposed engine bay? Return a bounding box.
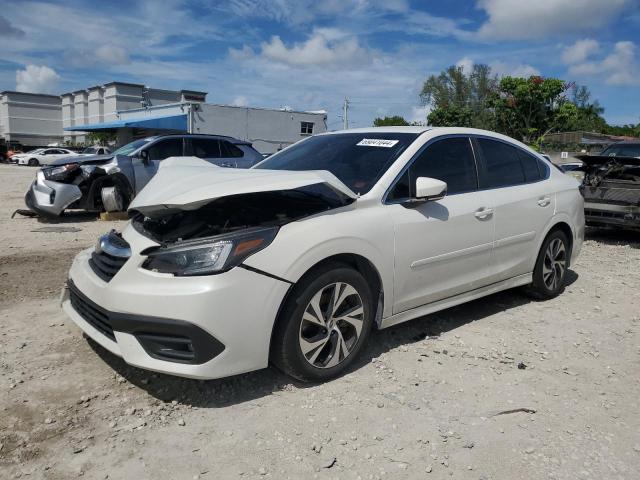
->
[130,183,354,245]
[576,155,640,230]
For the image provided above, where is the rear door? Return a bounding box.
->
[132,137,184,192]
[473,137,554,282]
[389,136,495,313]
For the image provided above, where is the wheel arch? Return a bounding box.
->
[541,220,574,267]
[268,252,385,358]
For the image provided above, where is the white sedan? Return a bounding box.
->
[14,148,78,166]
[61,127,584,382]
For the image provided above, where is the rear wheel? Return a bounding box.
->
[271,263,374,382]
[525,229,569,299]
[28,158,39,167]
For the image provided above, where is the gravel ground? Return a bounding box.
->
[1,163,639,480]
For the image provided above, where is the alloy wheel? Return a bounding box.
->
[298,282,364,369]
[542,238,566,290]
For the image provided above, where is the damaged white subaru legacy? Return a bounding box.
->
[62,127,584,382]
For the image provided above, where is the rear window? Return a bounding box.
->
[476,138,525,188]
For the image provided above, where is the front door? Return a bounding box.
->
[132,137,184,193]
[388,137,495,314]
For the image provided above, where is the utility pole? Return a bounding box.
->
[342,97,349,130]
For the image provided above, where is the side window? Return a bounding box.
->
[387,170,411,201]
[476,138,525,188]
[220,141,244,158]
[192,139,221,158]
[146,138,183,161]
[388,137,477,200]
[517,150,541,182]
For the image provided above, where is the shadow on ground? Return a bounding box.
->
[88,270,578,409]
[586,227,640,248]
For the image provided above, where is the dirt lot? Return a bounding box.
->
[1,163,639,479]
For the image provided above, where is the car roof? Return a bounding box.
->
[148,133,251,145]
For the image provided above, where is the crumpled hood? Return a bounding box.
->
[129,156,358,214]
[48,154,115,166]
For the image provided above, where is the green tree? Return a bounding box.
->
[427,105,473,128]
[373,115,410,126]
[490,76,576,144]
[87,131,117,146]
[420,63,498,128]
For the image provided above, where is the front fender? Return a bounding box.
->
[243,206,395,317]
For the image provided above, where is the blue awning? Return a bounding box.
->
[64,113,187,132]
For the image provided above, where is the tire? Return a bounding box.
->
[28,158,39,167]
[101,186,124,212]
[271,263,374,382]
[525,229,570,300]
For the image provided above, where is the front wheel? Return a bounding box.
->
[28,158,39,167]
[525,229,570,300]
[271,263,374,382]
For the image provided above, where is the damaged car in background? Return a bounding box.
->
[576,142,640,231]
[24,133,263,218]
[61,127,584,382]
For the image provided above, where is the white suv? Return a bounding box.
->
[62,127,584,382]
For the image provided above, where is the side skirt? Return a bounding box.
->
[380,273,532,329]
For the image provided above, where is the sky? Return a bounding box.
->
[1,0,639,129]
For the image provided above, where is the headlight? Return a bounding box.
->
[43,163,79,182]
[141,226,278,276]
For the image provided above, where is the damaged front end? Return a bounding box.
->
[24,157,133,217]
[576,155,640,230]
[130,183,354,278]
[120,157,357,276]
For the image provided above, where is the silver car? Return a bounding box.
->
[25,134,263,217]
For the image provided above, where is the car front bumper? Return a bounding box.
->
[61,226,291,380]
[25,171,83,217]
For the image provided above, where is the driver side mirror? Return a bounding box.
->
[138,149,150,165]
[415,177,447,201]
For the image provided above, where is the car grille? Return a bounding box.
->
[68,280,115,341]
[89,231,131,282]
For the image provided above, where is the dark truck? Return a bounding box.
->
[576,142,640,231]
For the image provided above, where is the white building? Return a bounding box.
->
[0,91,62,146]
[2,81,327,154]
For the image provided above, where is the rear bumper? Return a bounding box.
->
[585,202,640,229]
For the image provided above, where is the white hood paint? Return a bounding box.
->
[129,157,358,213]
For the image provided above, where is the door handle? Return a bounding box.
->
[537,196,551,207]
[475,207,494,220]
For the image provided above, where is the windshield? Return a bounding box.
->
[82,147,99,154]
[601,144,640,158]
[112,138,153,156]
[255,132,419,194]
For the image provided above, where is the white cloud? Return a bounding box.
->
[568,41,640,85]
[15,65,60,93]
[259,32,369,67]
[456,56,474,74]
[562,39,600,64]
[455,57,539,77]
[232,95,248,107]
[476,0,630,40]
[490,61,540,77]
[410,105,430,124]
[95,45,130,65]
